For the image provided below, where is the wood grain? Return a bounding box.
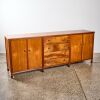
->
[5,30,95,76]
[44,43,69,53]
[5,37,11,71]
[11,39,27,73]
[44,51,69,67]
[82,33,94,60]
[44,35,70,68]
[44,35,70,44]
[70,34,82,63]
[28,38,42,70]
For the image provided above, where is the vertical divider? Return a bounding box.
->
[41,37,44,72]
[68,35,71,67]
[9,40,13,78]
[26,39,29,70]
[91,33,95,63]
[5,37,9,71]
[81,33,83,62]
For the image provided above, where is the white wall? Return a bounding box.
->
[0,0,100,53]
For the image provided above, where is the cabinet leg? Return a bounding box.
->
[7,65,9,71]
[41,69,44,72]
[7,68,9,71]
[11,74,14,79]
[91,59,93,63]
[67,64,70,67]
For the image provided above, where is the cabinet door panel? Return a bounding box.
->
[71,34,82,63]
[83,33,94,44]
[11,39,27,73]
[28,38,42,70]
[82,33,94,60]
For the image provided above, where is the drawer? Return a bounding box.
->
[44,35,70,44]
[44,43,69,53]
[44,50,69,58]
[44,57,69,67]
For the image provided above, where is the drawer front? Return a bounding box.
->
[44,43,69,53]
[44,35,70,44]
[44,50,69,58]
[44,57,69,67]
[44,51,69,67]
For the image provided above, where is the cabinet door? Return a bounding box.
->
[28,38,42,70]
[11,39,27,73]
[82,33,94,60]
[71,34,82,63]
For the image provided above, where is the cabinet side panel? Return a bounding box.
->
[5,38,11,71]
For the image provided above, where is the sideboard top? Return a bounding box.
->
[5,30,94,39]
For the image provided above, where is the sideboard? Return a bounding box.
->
[5,30,95,78]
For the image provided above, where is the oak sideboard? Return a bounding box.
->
[5,30,95,78]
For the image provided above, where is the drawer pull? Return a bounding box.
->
[24,50,26,52]
[66,40,70,43]
[63,59,65,61]
[62,39,66,41]
[28,50,31,52]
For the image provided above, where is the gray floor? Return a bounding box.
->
[0,54,100,100]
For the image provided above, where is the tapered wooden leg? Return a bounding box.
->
[6,64,9,71]
[41,69,44,72]
[67,64,70,67]
[91,59,93,63]
[7,68,9,71]
[11,74,14,78]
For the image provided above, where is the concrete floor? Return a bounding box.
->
[0,54,100,100]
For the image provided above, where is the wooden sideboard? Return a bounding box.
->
[5,30,95,78]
